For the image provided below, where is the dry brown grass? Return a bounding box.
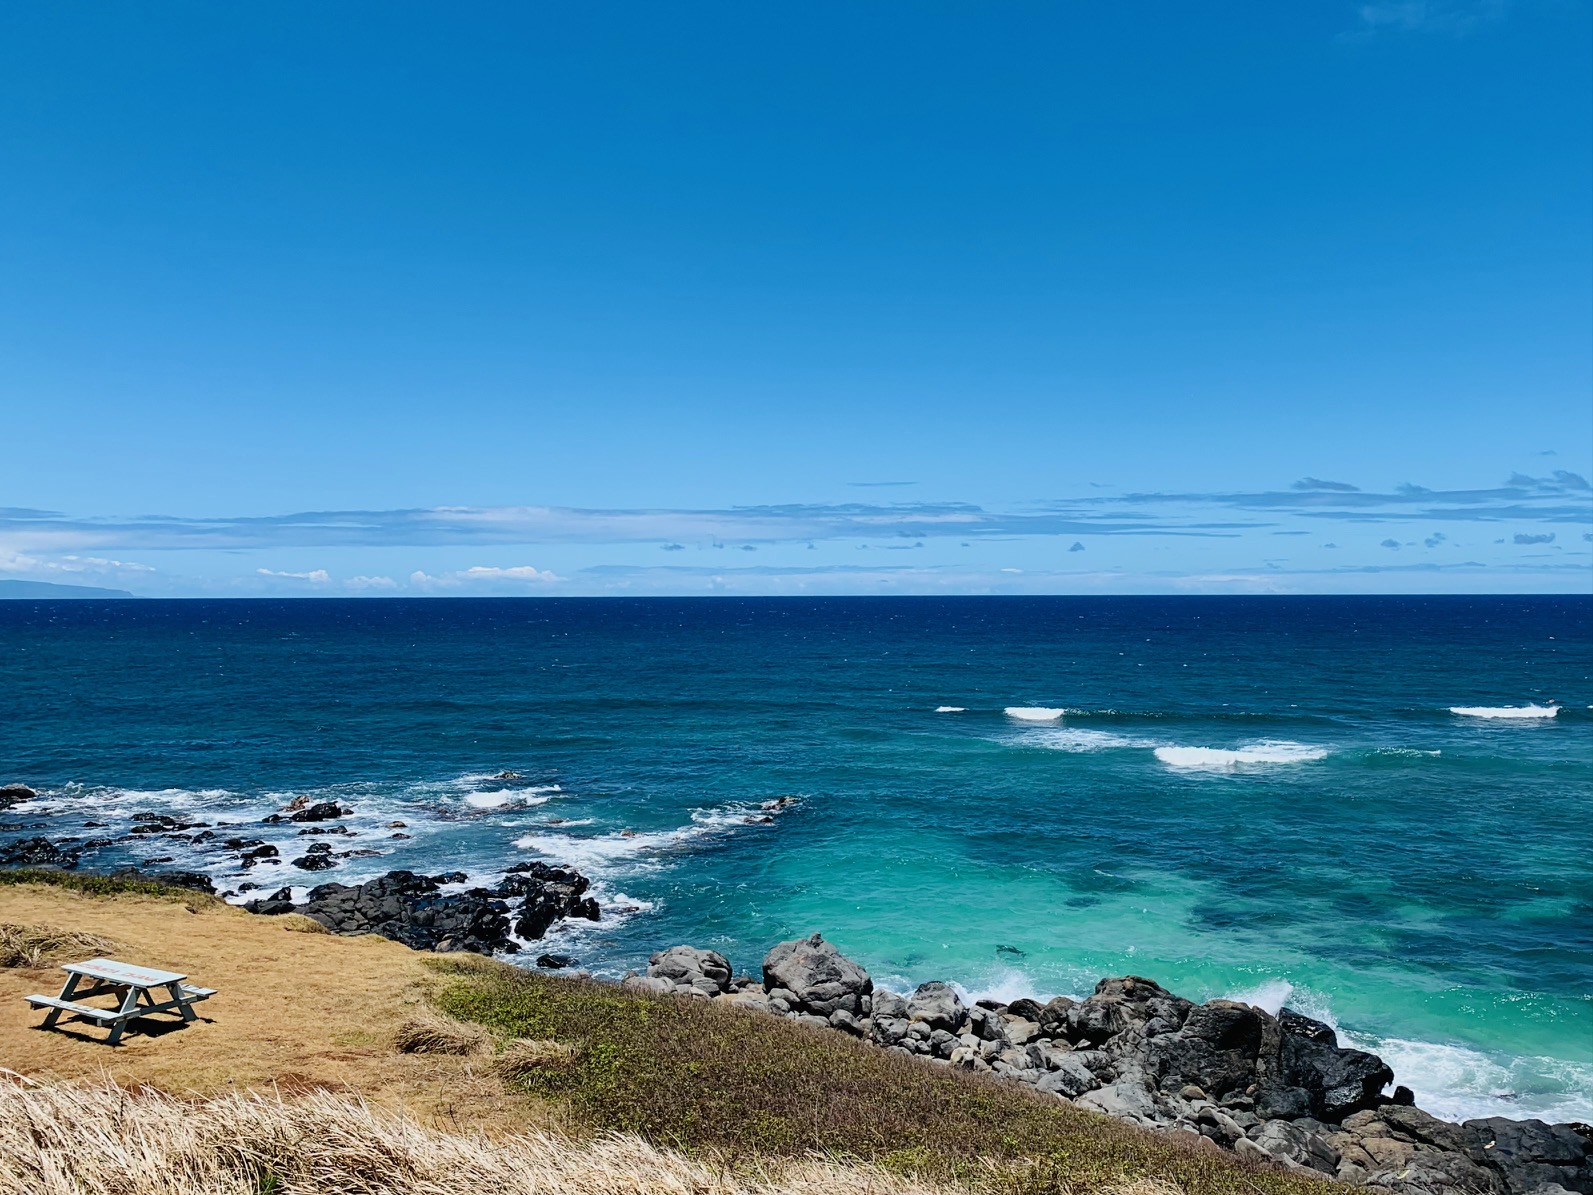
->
[0,922,117,969]
[393,1012,492,1056]
[0,1078,959,1195]
[493,1036,584,1081]
[0,878,545,1136]
[276,912,330,934]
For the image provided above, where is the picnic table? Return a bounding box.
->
[25,958,215,1045]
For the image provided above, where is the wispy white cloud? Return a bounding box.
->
[0,550,156,580]
[408,565,563,591]
[256,567,331,584]
[2,473,1585,558]
[1350,0,1509,36]
[4,470,1587,596]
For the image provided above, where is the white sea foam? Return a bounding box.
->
[1005,706,1066,722]
[1225,977,1299,1016]
[513,829,684,870]
[1449,704,1560,720]
[1217,979,1593,1123]
[1027,727,1142,753]
[463,791,552,810]
[1154,740,1329,771]
[957,969,1046,1007]
[935,706,966,713]
[514,801,787,874]
[1345,1033,1593,1124]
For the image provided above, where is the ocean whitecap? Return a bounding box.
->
[1005,706,1066,722]
[1448,704,1559,720]
[1154,740,1329,771]
[935,706,966,713]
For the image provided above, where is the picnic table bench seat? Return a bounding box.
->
[23,994,130,1021]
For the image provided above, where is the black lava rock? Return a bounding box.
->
[237,866,600,955]
[0,783,37,810]
[497,860,602,939]
[107,867,217,894]
[0,836,81,868]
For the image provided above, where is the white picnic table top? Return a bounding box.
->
[63,958,188,987]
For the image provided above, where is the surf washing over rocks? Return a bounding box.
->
[630,934,1593,1195]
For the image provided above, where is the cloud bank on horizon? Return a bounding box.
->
[2,471,1587,596]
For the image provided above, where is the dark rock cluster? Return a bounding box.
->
[626,936,1593,1195]
[0,783,39,810]
[242,866,601,954]
[0,836,81,868]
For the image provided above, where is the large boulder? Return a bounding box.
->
[762,933,872,1017]
[1034,1053,1101,1098]
[1464,1118,1593,1195]
[1278,1006,1338,1044]
[906,981,967,1033]
[105,866,216,894]
[1068,976,1191,1044]
[1275,1029,1393,1121]
[0,783,37,810]
[1249,1119,1341,1175]
[243,886,298,915]
[1075,1078,1161,1126]
[1148,999,1266,1099]
[647,945,733,995]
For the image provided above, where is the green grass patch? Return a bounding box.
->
[430,964,1337,1195]
[0,867,222,907]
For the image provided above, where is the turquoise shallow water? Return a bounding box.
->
[2,596,1589,1121]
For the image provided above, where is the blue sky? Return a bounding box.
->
[2,2,1589,596]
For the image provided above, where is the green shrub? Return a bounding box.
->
[0,868,221,906]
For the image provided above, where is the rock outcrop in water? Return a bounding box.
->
[0,836,82,868]
[628,936,1593,1195]
[242,867,600,954]
[0,784,37,810]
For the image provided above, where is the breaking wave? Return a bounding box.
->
[1449,704,1561,720]
[1005,707,1067,722]
[1154,740,1329,771]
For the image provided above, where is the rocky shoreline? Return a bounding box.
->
[0,782,606,955]
[1,779,1588,1195]
[623,935,1590,1195]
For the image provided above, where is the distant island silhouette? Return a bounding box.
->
[0,579,134,599]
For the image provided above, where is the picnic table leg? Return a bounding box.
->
[41,972,83,1028]
[165,981,197,1022]
[104,984,139,1046]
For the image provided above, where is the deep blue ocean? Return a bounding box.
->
[2,596,1589,1121]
